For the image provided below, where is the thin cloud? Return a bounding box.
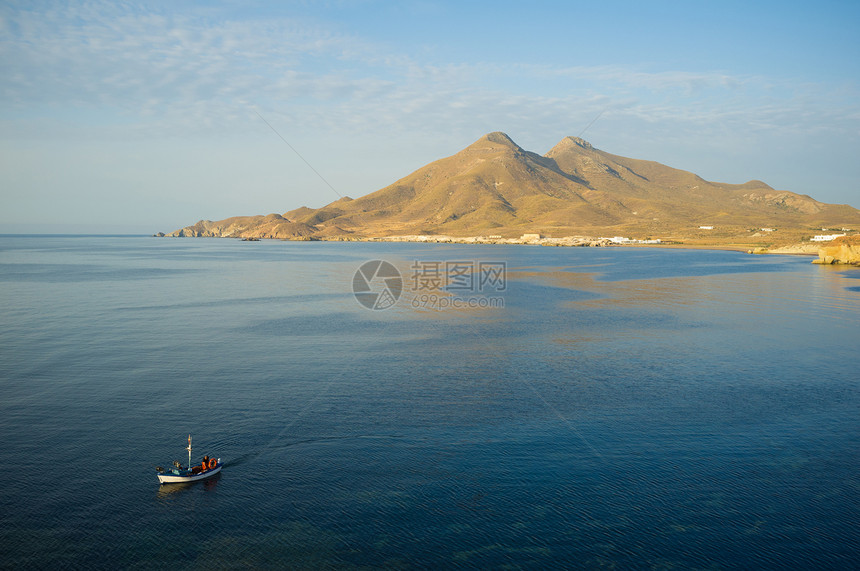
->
[1,2,384,110]
[4,1,854,146]
[2,1,858,217]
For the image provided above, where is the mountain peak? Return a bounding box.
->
[551,136,593,152]
[545,137,594,157]
[480,131,520,147]
[739,179,773,190]
[464,131,524,154]
[567,136,593,149]
[484,131,514,143]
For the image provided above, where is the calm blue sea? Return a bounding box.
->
[1,236,858,569]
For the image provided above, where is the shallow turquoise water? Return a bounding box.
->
[0,236,857,569]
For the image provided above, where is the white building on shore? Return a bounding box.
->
[604,236,662,244]
[810,234,846,242]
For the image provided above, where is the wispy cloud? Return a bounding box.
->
[1,0,858,225]
[1,3,385,122]
[531,64,754,93]
[4,1,856,145]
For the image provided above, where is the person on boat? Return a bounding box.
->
[202,455,209,470]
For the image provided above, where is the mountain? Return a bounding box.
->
[167,132,860,242]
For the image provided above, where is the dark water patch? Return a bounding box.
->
[589,248,800,282]
[246,311,428,338]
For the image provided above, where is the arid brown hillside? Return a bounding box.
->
[168,132,860,242]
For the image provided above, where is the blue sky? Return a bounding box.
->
[2,0,859,233]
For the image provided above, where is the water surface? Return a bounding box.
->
[0,236,857,569]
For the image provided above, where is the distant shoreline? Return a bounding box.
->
[8,231,851,262]
[153,231,832,258]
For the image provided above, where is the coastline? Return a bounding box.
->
[156,231,852,260]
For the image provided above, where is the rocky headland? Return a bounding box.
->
[812,234,860,265]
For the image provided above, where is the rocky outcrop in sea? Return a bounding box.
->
[813,234,860,265]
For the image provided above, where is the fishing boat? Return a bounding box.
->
[155,435,222,484]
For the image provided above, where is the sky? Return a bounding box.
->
[2,0,859,233]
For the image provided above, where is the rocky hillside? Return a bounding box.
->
[168,214,317,239]
[167,132,860,241]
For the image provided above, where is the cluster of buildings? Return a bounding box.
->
[811,233,846,242]
[699,226,775,232]
[811,228,852,242]
[603,236,662,244]
[694,225,854,243]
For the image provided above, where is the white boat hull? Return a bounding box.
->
[157,461,222,484]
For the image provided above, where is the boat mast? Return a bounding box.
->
[186,435,192,469]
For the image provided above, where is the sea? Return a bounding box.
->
[0,235,858,569]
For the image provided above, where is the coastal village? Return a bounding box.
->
[158,225,860,265]
[365,233,658,247]
[362,231,860,264]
